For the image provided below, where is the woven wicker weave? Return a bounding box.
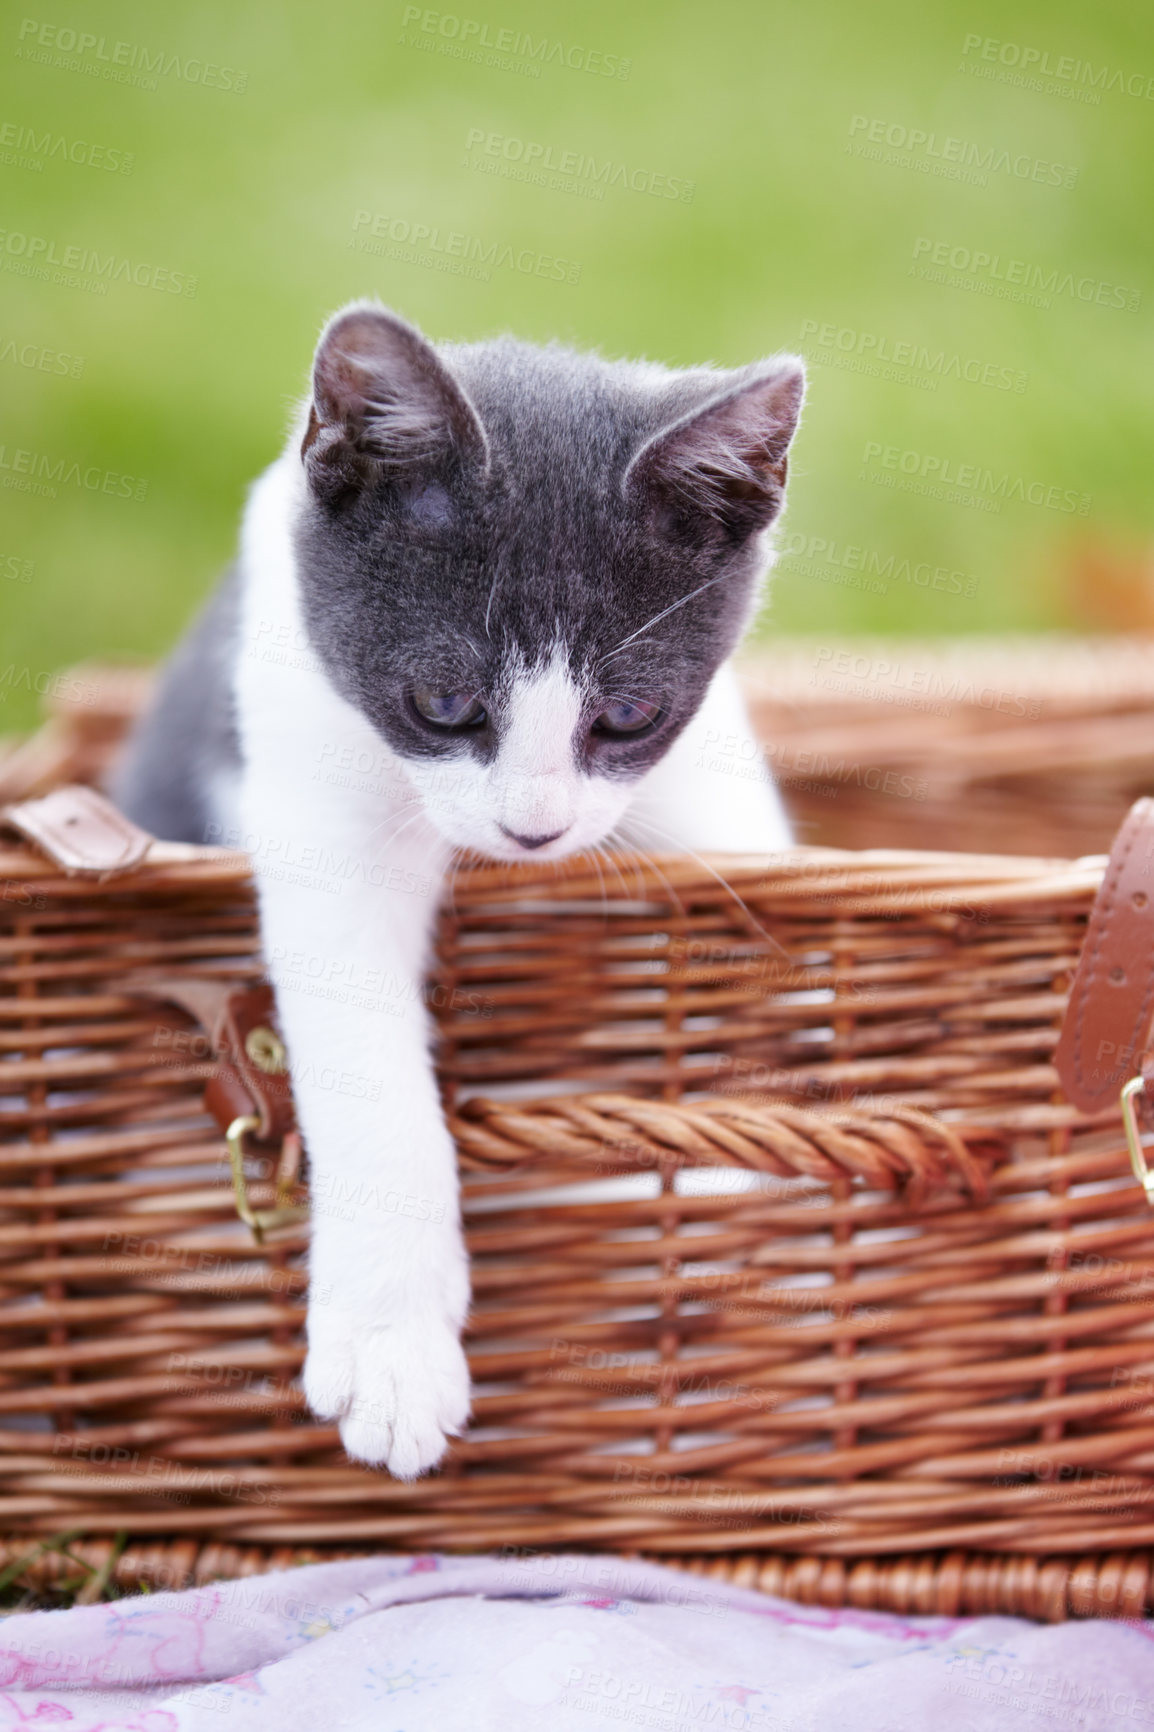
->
[740,636,1154,855]
[1,1537,1148,1622]
[3,655,1154,1616]
[5,830,1153,1560]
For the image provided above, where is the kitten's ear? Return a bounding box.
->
[625,359,805,543]
[301,303,488,503]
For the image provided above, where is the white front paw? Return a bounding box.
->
[304,1312,471,1480]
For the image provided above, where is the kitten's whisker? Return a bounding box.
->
[359,799,427,848]
[357,807,421,853]
[607,825,683,917]
[605,834,652,905]
[592,837,638,906]
[596,839,653,931]
[441,846,468,924]
[584,842,610,927]
[597,572,733,668]
[361,804,434,859]
[412,824,453,891]
[484,570,501,638]
[616,813,791,966]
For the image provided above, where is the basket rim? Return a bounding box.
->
[0,837,1105,906]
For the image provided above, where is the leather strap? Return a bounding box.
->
[3,781,304,1234]
[0,780,295,1143]
[125,976,306,1240]
[1055,797,1154,1114]
[204,982,295,1144]
[1,784,152,876]
[126,976,295,1145]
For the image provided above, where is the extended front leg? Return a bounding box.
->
[253,823,469,1479]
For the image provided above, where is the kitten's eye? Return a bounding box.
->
[410,688,487,728]
[592,699,663,737]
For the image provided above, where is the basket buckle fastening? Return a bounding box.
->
[225,1023,307,1243]
[1120,1075,1154,1207]
[226,1114,308,1244]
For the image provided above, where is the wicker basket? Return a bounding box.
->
[5,791,1154,1622]
[740,636,1154,856]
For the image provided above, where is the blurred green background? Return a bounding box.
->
[1,0,1152,729]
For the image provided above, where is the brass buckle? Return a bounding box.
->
[245,1024,287,1075]
[1120,1076,1154,1206]
[226,1114,308,1244]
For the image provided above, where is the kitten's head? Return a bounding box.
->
[293,302,804,862]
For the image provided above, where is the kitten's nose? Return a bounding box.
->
[500,825,567,851]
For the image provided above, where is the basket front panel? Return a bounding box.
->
[436,858,1091,1124]
[4,848,1154,1555]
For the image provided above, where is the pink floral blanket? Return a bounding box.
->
[0,1551,1151,1729]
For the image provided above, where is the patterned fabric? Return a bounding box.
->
[0,1552,1151,1729]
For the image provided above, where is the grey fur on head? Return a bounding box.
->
[112,303,805,841]
[295,303,805,775]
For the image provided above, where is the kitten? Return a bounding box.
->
[112,304,804,1478]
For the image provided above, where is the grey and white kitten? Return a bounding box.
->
[113,304,804,1478]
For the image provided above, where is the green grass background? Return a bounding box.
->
[1,0,1151,729]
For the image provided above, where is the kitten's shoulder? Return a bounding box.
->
[110,567,242,843]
